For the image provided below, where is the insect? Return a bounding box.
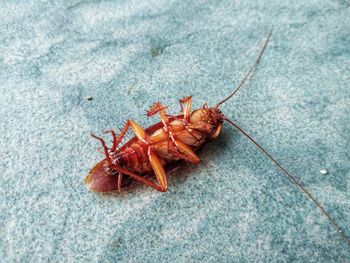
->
[85,31,350,246]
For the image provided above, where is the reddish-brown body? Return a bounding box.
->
[85,104,224,193]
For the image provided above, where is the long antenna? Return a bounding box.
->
[224,117,350,246]
[216,30,272,107]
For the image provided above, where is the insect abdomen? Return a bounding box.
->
[113,142,152,173]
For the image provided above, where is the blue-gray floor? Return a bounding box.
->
[1,0,349,262]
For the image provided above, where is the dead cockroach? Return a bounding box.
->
[85,31,350,245]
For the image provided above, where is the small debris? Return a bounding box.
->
[85,96,93,101]
[150,37,169,58]
[127,84,135,95]
[320,169,328,175]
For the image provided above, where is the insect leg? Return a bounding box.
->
[146,101,168,118]
[171,139,200,164]
[122,119,168,191]
[91,133,112,164]
[126,119,149,141]
[179,96,192,123]
[111,119,149,144]
[131,120,168,191]
[106,119,149,152]
[148,147,167,191]
[103,129,118,151]
[117,172,123,193]
[110,165,167,192]
[101,120,137,153]
[146,101,176,152]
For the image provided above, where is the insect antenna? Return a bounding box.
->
[216,30,272,108]
[224,117,350,246]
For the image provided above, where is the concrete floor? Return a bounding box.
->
[1,0,349,261]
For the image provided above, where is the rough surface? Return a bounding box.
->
[1,0,350,262]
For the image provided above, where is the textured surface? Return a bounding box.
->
[1,0,350,262]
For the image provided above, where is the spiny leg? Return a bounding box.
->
[146,101,168,120]
[92,123,130,156]
[147,101,173,150]
[103,129,118,152]
[148,147,167,191]
[177,96,201,162]
[179,96,192,123]
[110,165,167,192]
[179,96,208,144]
[103,118,150,152]
[178,97,202,163]
[179,96,206,146]
[91,133,112,164]
[92,121,134,161]
[102,119,136,152]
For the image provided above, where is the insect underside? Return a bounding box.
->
[85,99,224,193]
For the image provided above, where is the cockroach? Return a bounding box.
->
[85,31,350,245]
